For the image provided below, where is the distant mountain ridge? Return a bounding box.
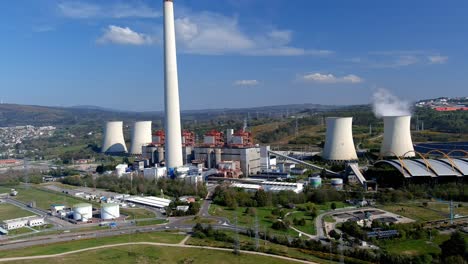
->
[0,103,353,127]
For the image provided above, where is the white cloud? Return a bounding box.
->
[301,73,363,84]
[58,1,160,19]
[97,25,153,45]
[175,11,331,56]
[58,1,99,18]
[234,80,259,86]
[428,55,448,64]
[351,50,448,68]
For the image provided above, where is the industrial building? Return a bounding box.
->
[323,117,358,161]
[375,158,468,178]
[129,121,152,155]
[101,121,127,153]
[125,196,171,209]
[2,216,45,230]
[230,181,304,194]
[380,115,415,157]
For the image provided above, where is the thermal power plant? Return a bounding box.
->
[380,115,415,158]
[72,203,92,222]
[163,0,183,170]
[322,117,358,161]
[100,203,120,220]
[101,121,127,153]
[129,121,152,155]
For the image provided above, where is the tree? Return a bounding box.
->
[254,190,268,207]
[331,202,337,210]
[440,231,466,260]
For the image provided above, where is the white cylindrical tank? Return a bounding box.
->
[100,203,120,220]
[73,203,92,222]
[331,178,344,185]
[129,121,152,155]
[163,0,183,170]
[309,177,322,188]
[323,117,358,161]
[102,121,127,153]
[380,115,415,157]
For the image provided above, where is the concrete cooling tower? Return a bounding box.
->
[323,117,358,161]
[380,115,415,157]
[101,121,127,153]
[129,121,152,155]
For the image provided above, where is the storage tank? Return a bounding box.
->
[380,115,415,157]
[309,177,322,188]
[101,121,127,153]
[100,203,120,220]
[129,121,152,155]
[72,203,92,222]
[322,117,358,161]
[331,178,343,190]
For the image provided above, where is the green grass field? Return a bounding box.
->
[378,203,446,221]
[121,208,156,219]
[0,203,36,221]
[0,231,185,258]
[13,186,89,210]
[377,232,468,256]
[285,211,316,235]
[209,205,298,237]
[1,245,300,264]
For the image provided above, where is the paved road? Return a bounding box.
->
[0,241,317,263]
[315,207,357,238]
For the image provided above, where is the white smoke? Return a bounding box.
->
[372,88,411,117]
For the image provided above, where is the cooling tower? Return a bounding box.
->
[163,0,183,169]
[380,115,415,157]
[101,121,127,153]
[323,117,358,161]
[129,121,152,155]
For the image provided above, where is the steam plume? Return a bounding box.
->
[372,88,411,117]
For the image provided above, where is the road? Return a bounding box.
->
[315,207,357,238]
[0,241,317,263]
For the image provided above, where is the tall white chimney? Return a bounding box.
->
[163,0,183,170]
[380,115,415,158]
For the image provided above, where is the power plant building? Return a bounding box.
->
[380,115,415,158]
[129,121,152,155]
[323,117,358,161]
[102,121,127,153]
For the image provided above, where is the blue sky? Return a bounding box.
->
[0,0,466,111]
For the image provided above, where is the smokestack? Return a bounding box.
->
[102,121,127,153]
[380,115,415,158]
[163,0,183,169]
[129,121,152,155]
[322,117,358,161]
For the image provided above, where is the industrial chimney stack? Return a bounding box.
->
[163,0,183,170]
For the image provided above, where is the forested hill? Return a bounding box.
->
[0,104,162,127]
[0,103,342,127]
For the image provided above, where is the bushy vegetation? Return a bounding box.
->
[61,175,207,198]
[211,185,344,209]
